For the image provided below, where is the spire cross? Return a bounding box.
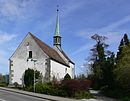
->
[57,5,59,11]
[57,5,59,14]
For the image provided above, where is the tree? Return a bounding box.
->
[117,34,129,61]
[115,34,130,92]
[124,33,129,45]
[90,34,108,61]
[88,34,116,89]
[24,68,40,87]
[89,34,109,89]
[103,52,115,89]
[117,38,124,61]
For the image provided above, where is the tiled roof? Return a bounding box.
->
[55,46,74,64]
[30,33,69,67]
[61,50,74,64]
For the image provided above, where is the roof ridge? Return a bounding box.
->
[30,33,54,50]
[29,33,69,66]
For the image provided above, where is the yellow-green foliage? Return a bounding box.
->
[115,45,130,91]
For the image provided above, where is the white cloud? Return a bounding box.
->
[0,0,23,20]
[0,32,16,68]
[0,33,17,43]
[62,1,84,17]
[75,30,124,56]
[0,31,17,74]
[0,48,9,73]
[76,29,95,39]
[0,0,37,21]
[77,15,130,38]
[77,30,124,42]
[75,15,130,56]
[101,15,130,31]
[72,43,93,56]
[0,1,22,17]
[105,32,123,44]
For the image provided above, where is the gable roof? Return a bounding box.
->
[61,50,74,64]
[55,46,74,64]
[30,33,70,67]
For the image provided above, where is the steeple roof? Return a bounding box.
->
[54,9,60,36]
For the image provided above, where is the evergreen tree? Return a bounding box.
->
[115,34,130,93]
[104,52,115,89]
[24,68,40,87]
[124,33,129,45]
[115,45,130,92]
[117,34,130,62]
[88,34,117,90]
[117,38,124,61]
[90,34,109,89]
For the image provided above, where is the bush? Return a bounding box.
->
[24,86,33,92]
[62,79,92,97]
[74,91,92,99]
[35,82,68,96]
[24,79,92,99]
[35,82,54,94]
[102,88,130,101]
[121,96,130,101]
[0,83,7,87]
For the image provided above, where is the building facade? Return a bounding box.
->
[9,10,75,86]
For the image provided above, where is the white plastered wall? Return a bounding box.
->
[50,60,73,80]
[9,34,48,85]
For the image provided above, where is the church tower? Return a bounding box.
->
[53,9,61,50]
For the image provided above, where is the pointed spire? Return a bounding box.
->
[53,5,62,50]
[55,5,60,36]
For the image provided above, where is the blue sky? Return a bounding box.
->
[0,0,130,75]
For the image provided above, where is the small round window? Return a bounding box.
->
[27,42,29,46]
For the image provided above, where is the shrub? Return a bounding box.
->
[24,79,92,99]
[35,82,53,94]
[62,79,91,97]
[24,86,33,92]
[0,83,6,87]
[74,91,92,99]
[102,88,130,101]
[121,96,130,101]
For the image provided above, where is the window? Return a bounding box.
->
[11,70,14,73]
[29,51,32,58]
[26,42,30,50]
[10,60,13,66]
[57,38,59,43]
[58,38,59,43]
[65,68,67,74]
[26,42,29,46]
[54,37,57,44]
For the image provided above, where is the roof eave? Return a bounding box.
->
[50,58,70,67]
